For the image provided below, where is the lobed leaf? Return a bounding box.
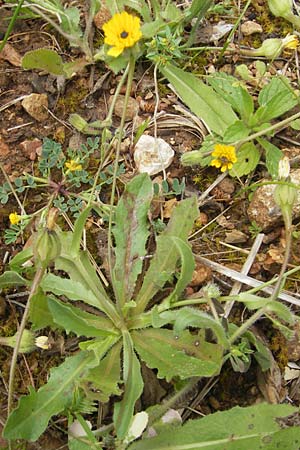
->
[3,351,96,441]
[132,328,222,381]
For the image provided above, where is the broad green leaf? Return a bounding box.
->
[257,138,282,179]
[128,403,299,450]
[47,296,118,337]
[160,64,237,136]
[22,49,64,75]
[229,142,260,177]
[41,273,102,309]
[0,271,28,288]
[223,120,250,143]
[256,77,298,123]
[113,173,152,306]
[3,351,95,441]
[132,328,222,381]
[207,72,254,123]
[156,307,228,348]
[237,293,270,309]
[29,291,57,330]
[134,197,198,314]
[83,341,122,402]
[114,331,143,439]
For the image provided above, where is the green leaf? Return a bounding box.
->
[134,197,198,314]
[223,120,250,143]
[3,351,95,441]
[229,142,260,177]
[141,18,165,38]
[162,237,195,304]
[83,341,122,402]
[114,331,143,439]
[265,301,295,324]
[0,271,28,288]
[257,138,282,179]
[160,64,237,136]
[29,291,57,330]
[55,233,117,322]
[79,336,120,363]
[71,205,93,257]
[113,174,152,306]
[128,403,299,450]
[132,328,222,381]
[41,273,102,309]
[9,247,33,271]
[47,296,118,337]
[255,77,298,123]
[185,0,212,21]
[157,307,228,348]
[22,49,65,75]
[207,72,254,123]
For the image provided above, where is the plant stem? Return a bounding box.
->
[0,0,25,53]
[0,163,26,215]
[107,57,136,313]
[7,266,45,416]
[234,110,300,147]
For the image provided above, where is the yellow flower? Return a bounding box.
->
[103,11,142,57]
[65,160,82,171]
[282,34,298,50]
[9,212,21,225]
[210,144,237,172]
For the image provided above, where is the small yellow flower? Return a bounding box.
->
[103,11,142,57]
[65,160,82,171]
[35,336,49,350]
[282,34,299,50]
[210,144,237,172]
[9,212,21,225]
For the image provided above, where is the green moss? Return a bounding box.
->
[57,83,89,115]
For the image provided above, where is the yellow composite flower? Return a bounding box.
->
[210,144,237,172]
[9,212,21,225]
[65,160,82,171]
[103,11,142,57]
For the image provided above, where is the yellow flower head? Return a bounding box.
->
[9,212,21,225]
[103,11,142,57]
[210,144,237,172]
[282,34,299,50]
[65,160,82,172]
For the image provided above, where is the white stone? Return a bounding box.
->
[134,134,174,176]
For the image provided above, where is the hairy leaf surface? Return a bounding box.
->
[113,173,152,306]
[3,352,95,441]
[132,328,222,380]
[161,64,237,135]
[128,403,299,450]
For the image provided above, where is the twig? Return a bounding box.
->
[223,233,264,318]
[194,255,300,306]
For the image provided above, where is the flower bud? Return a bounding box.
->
[181,150,204,166]
[0,329,35,353]
[34,229,61,268]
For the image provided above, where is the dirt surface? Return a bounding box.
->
[1,1,300,448]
